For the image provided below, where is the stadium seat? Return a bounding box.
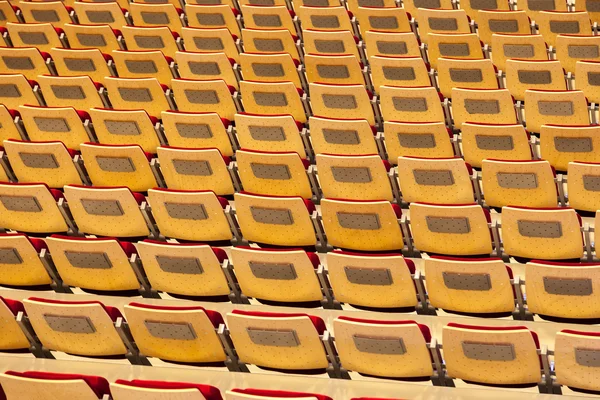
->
[384,121,454,161]
[524,89,589,133]
[136,239,231,298]
[490,34,549,72]
[147,188,234,242]
[228,389,331,400]
[111,50,174,87]
[309,83,376,126]
[111,379,222,400]
[240,80,307,123]
[50,48,115,85]
[18,1,72,27]
[517,0,568,20]
[303,29,362,60]
[120,26,180,58]
[0,297,30,351]
[103,77,169,119]
[177,51,238,89]
[354,7,411,37]
[6,22,64,53]
[157,146,235,194]
[80,143,157,192]
[239,52,302,89]
[0,47,51,80]
[0,182,69,233]
[37,75,105,109]
[476,10,531,44]
[554,329,600,392]
[417,9,471,43]
[0,0,20,23]
[304,54,366,87]
[296,6,353,32]
[437,58,499,99]
[241,28,300,60]
[463,0,511,20]
[536,11,592,48]
[72,1,129,29]
[0,371,110,400]
[241,5,297,33]
[320,198,404,251]
[369,56,432,89]
[129,3,184,32]
[574,60,600,103]
[500,206,584,260]
[182,27,240,63]
[461,122,532,168]
[396,156,475,204]
[555,35,600,74]
[172,78,237,119]
[63,184,151,237]
[235,113,307,157]
[0,234,53,287]
[450,88,518,129]
[409,202,494,256]
[62,23,122,54]
[326,250,418,308]
[0,74,41,109]
[506,59,566,101]
[186,4,241,37]
[308,116,378,156]
[426,33,484,70]
[402,0,453,19]
[18,105,90,150]
[379,85,445,124]
[541,125,600,171]
[566,161,600,211]
[88,108,161,153]
[234,191,318,247]
[364,31,422,58]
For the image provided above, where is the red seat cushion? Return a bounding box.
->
[231,309,326,335]
[115,379,222,400]
[128,302,224,328]
[337,315,431,342]
[231,389,332,400]
[0,297,24,316]
[4,371,110,399]
[27,297,123,322]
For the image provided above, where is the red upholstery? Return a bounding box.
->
[4,371,110,399]
[115,379,221,399]
[49,235,136,257]
[0,297,24,316]
[231,388,332,400]
[337,315,431,342]
[231,309,326,335]
[27,297,123,322]
[561,329,600,337]
[128,302,224,328]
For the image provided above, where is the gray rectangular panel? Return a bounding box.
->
[462,342,515,361]
[464,99,500,114]
[449,68,483,83]
[31,9,59,22]
[583,175,600,191]
[470,0,498,9]
[104,120,141,136]
[413,169,454,185]
[311,15,340,28]
[575,348,600,367]
[0,248,22,264]
[518,70,552,84]
[588,72,600,86]
[189,61,221,76]
[353,335,406,354]
[337,212,381,230]
[0,84,21,98]
[85,10,115,23]
[382,66,416,81]
[568,45,600,58]
[369,16,399,30]
[176,123,213,139]
[314,39,346,53]
[251,63,285,77]
[0,196,41,212]
[141,11,170,24]
[144,321,197,340]
[2,56,34,70]
[398,133,436,148]
[172,159,213,176]
[443,271,492,290]
[475,135,514,150]
[426,216,471,233]
[517,220,562,238]
[538,101,574,116]
[96,156,136,172]
[496,172,538,189]
[34,117,70,132]
[194,37,224,51]
[19,32,49,45]
[134,36,165,49]
[316,64,350,79]
[322,129,360,144]
[428,17,458,31]
[554,137,593,152]
[344,266,393,285]
[393,97,428,112]
[19,153,59,169]
[414,0,441,7]
[184,89,219,105]
[250,207,294,225]
[76,33,107,47]
[488,19,519,33]
[376,41,408,55]
[156,255,204,274]
[51,85,85,100]
[118,87,153,102]
[64,58,96,72]
[527,0,555,10]
[254,92,288,106]
[44,315,96,334]
[64,251,112,269]
[252,14,282,27]
[503,44,535,58]
[249,126,286,141]
[254,38,284,52]
[124,60,158,74]
[543,276,592,295]
[322,94,358,109]
[439,43,470,57]
[250,163,291,180]
[249,261,298,280]
[164,203,208,220]
[247,328,299,346]
[331,166,372,183]
[549,20,580,34]
[80,199,124,216]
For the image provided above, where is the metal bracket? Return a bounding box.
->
[116,317,151,365]
[39,248,71,293]
[140,202,160,238]
[150,158,167,188]
[57,197,78,235]
[0,151,17,182]
[316,265,334,308]
[311,210,328,253]
[389,167,401,204]
[225,205,243,245]
[222,259,245,303]
[129,253,155,297]
[308,165,322,203]
[228,162,243,192]
[218,324,249,372]
[73,154,91,186]
[17,312,53,359]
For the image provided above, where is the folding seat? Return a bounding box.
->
[111,50,174,88]
[0,0,21,23]
[333,316,435,379]
[63,23,122,54]
[409,203,493,255]
[353,7,412,37]
[37,75,105,109]
[437,58,499,99]
[3,140,83,188]
[239,52,302,89]
[541,126,600,171]
[476,10,531,45]
[0,233,53,287]
[0,47,51,80]
[111,379,222,400]
[379,85,446,124]
[230,246,325,304]
[309,82,376,126]
[240,80,307,123]
[364,31,422,58]
[417,9,471,44]
[121,26,180,58]
[182,27,240,63]
[296,6,352,32]
[304,54,366,87]
[103,77,169,119]
[176,50,238,89]
[424,256,515,314]
[554,330,600,392]
[241,28,300,60]
[80,143,157,192]
[450,88,518,129]
[72,1,129,29]
[308,116,378,156]
[186,5,241,37]
[516,0,568,21]
[401,0,453,19]
[426,33,484,70]
[226,309,330,372]
[88,108,161,153]
[303,29,362,60]
[506,59,566,101]
[50,48,115,85]
[490,33,549,72]
[45,235,144,292]
[235,113,307,157]
[397,156,475,203]
[161,110,235,156]
[566,161,600,211]
[123,302,228,365]
[500,206,584,260]
[442,323,543,386]
[148,188,235,241]
[524,89,589,133]
[0,296,30,351]
[6,22,64,53]
[228,389,331,400]
[63,184,151,237]
[555,35,600,74]
[461,122,532,168]
[462,0,510,21]
[18,105,90,150]
[23,297,129,358]
[315,154,394,201]
[129,3,184,32]
[18,1,73,27]
[321,198,404,251]
[0,107,22,143]
[171,78,237,120]
[536,11,592,48]
[0,182,69,233]
[234,191,318,246]
[157,146,235,194]
[0,74,41,109]
[0,371,111,400]
[579,0,600,23]
[383,121,453,161]
[369,56,432,90]
[241,5,297,33]
[574,60,600,103]
[326,250,418,308]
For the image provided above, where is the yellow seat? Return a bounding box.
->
[121,26,180,58]
[186,4,241,37]
[437,58,499,99]
[555,330,600,392]
[379,85,445,123]
[524,89,589,133]
[566,161,600,211]
[461,122,531,168]
[506,59,566,101]
[364,31,421,58]
[240,80,306,123]
[555,35,600,74]
[384,121,454,161]
[177,51,238,89]
[129,3,184,32]
[37,75,104,109]
[476,10,531,45]
[541,125,600,171]
[578,0,600,23]
[182,27,240,63]
[402,0,453,18]
[304,54,366,86]
[63,23,121,54]
[462,0,510,21]
[451,88,518,129]
[72,1,129,29]
[295,0,341,9]
[296,6,352,32]
[0,234,52,287]
[172,78,237,119]
[303,29,361,59]
[50,48,114,85]
[0,297,30,350]
[410,202,493,255]
[490,33,549,72]
[0,74,40,109]
[536,11,592,48]
[241,5,296,33]
[111,50,174,87]
[417,9,471,44]
[0,47,50,80]
[89,108,161,153]
[18,105,90,151]
[310,82,375,125]
[354,7,411,37]
[308,116,378,156]
[0,0,20,23]
[574,60,600,103]
[501,205,584,260]
[0,371,108,400]
[241,28,299,60]
[370,56,431,90]
[240,52,301,88]
[18,1,72,27]
[111,382,220,400]
[104,77,169,119]
[426,33,483,70]
[6,22,63,53]
[235,113,306,157]
[516,0,567,21]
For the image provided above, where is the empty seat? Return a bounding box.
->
[240,80,307,123]
[461,122,531,168]
[384,121,454,161]
[242,4,296,33]
[121,26,180,58]
[6,22,64,53]
[129,3,184,32]
[333,316,433,379]
[501,206,584,260]
[397,156,475,204]
[554,329,600,392]
[506,59,566,101]
[364,31,421,58]
[517,0,568,20]
[309,82,375,126]
[111,379,222,400]
[18,105,90,150]
[321,198,404,251]
[536,11,592,47]
[443,323,542,386]
[148,188,234,242]
[186,4,241,37]
[574,60,600,103]
[0,182,68,233]
[104,77,169,119]
[354,7,411,37]
[541,125,600,171]
[241,28,300,60]
[303,29,361,59]
[0,74,41,109]
[426,33,484,70]
[410,202,493,256]
[63,23,122,54]
[50,48,115,85]
[0,297,29,351]
[230,246,324,304]
[437,58,499,99]
[476,10,530,44]
[490,33,549,72]
[18,1,72,27]
[88,108,161,153]
[72,1,129,29]
[172,78,237,119]
[308,116,378,156]
[369,56,432,89]
[379,85,446,123]
[297,6,352,32]
[417,9,471,43]
[402,0,454,18]
[63,185,150,237]
[0,47,51,80]
[111,50,174,86]
[136,239,231,297]
[235,113,306,157]
[0,234,52,287]
[182,27,240,63]
[424,256,515,314]
[566,161,600,211]
[0,371,110,400]
[0,0,20,23]
[124,302,227,364]
[304,54,366,86]
[226,309,329,372]
[555,35,600,74]
[234,191,317,247]
[37,75,105,109]
[23,297,128,357]
[326,250,418,308]
[176,51,238,89]
[239,53,301,89]
[228,389,331,400]
[450,88,518,129]
[524,89,589,133]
